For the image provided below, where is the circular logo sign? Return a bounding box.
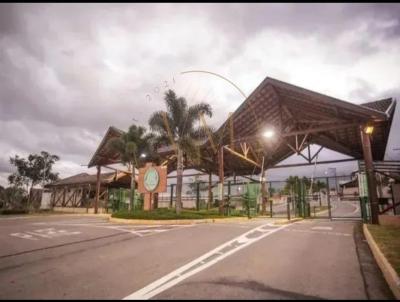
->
[144,167,160,192]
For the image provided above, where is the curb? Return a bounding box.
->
[108,216,304,226]
[363,224,400,299]
[274,217,303,225]
[41,213,112,218]
[109,216,252,225]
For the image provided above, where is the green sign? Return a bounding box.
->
[358,172,369,198]
[144,167,160,192]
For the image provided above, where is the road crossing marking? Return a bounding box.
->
[26,221,194,239]
[123,222,288,300]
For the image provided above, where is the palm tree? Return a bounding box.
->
[149,89,212,214]
[106,124,155,212]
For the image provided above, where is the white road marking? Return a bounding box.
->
[123,222,289,300]
[311,226,333,231]
[10,228,82,240]
[10,233,39,240]
[283,228,351,237]
[28,221,194,238]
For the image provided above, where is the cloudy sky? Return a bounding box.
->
[1,3,400,186]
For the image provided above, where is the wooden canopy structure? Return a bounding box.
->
[89,78,395,175]
[87,76,397,222]
[198,78,395,176]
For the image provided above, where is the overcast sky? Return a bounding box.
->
[1,3,400,186]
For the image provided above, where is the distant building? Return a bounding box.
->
[45,172,134,213]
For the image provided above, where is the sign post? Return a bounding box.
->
[138,163,167,211]
[358,172,370,223]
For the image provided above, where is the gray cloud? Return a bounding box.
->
[0,3,399,186]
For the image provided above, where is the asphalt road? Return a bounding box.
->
[0,214,393,300]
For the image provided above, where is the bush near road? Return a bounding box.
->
[111,208,246,220]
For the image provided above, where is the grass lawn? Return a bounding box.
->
[111,207,247,220]
[367,224,400,276]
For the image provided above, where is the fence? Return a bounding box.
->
[153,175,360,218]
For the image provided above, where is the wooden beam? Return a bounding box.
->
[281,122,359,137]
[270,158,358,169]
[310,146,324,162]
[313,134,360,158]
[248,143,260,163]
[95,165,101,214]
[102,165,132,175]
[299,133,309,151]
[223,146,261,168]
[229,112,234,150]
[296,119,347,124]
[284,142,310,162]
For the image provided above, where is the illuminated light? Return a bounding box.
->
[365,126,374,134]
[140,153,147,158]
[263,129,275,138]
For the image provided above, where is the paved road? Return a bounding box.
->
[0,214,393,299]
[271,198,361,219]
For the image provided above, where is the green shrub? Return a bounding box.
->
[0,209,29,215]
[112,207,247,220]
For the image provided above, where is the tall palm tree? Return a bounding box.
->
[107,124,155,212]
[149,89,213,214]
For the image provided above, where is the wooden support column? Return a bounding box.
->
[62,187,66,207]
[261,156,267,215]
[218,147,224,214]
[95,165,101,214]
[360,126,379,224]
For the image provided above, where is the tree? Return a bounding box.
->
[0,186,27,210]
[106,124,156,212]
[314,180,327,192]
[149,89,213,215]
[8,151,60,198]
[282,175,300,195]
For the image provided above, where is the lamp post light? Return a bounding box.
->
[261,127,275,216]
[263,129,275,139]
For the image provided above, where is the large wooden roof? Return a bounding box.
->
[87,77,396,176]
[203,77,395,176]
[88,126,124,168]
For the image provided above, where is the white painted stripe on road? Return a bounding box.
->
[311,226,333,231]
[284,229,351,237]
[123,222,289,300]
